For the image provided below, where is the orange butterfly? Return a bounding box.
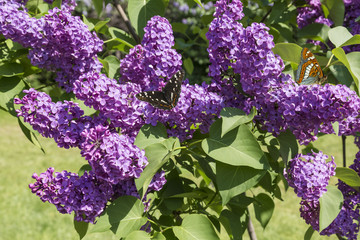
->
[296,47,327,85]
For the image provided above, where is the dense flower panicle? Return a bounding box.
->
[80,126,148,184]
[120,16,182,91]
[284,151,336,201]
[297,1,333,29]
[207,1,284,96]
[30,8,103,91]
[232,22,284,95]
[73,71,146,138]
[142,16,175,51]
[213,0,244,21]
[0,0,45,47]
[29,168,113,223]
[257,83,360,144]
[14,88,104,149]
[0,2,103,91]
[206,15,244,82]
[299,200,320,230]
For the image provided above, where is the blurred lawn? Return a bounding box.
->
[0,109,358,240]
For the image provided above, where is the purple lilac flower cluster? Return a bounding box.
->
[14,88,102,149]
[31,8,103,91]
[29,168,114,223]
[207,0,284,97]
[73,71,146,138]
[120,16,182,90]
[296,0,333,29]
[284,151,336,201]
[80,125,148,184]
[258,83,360,145]
[0,2,103,91]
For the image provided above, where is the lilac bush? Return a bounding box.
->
[2,0,360,238]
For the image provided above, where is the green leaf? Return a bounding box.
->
[125,230,151,240]
[135,123,168,149]
[17,118,44,153]
[108,27,136,46]
[219,209,247,240]
[128,0,165,38]
[170,190,209,199]
[220,107,256,137]
[272,43,302,64]
[346,52,360,89]
[329,64,353,87]
[331,121,339,136]
[297,23,330,43]
[335,167,360,187]
[74,219,88,240]
[217,163,266,205]
[172,214,219,240]
[267,0,287,24]
[253,193,275,229]
[82,14,95,31]
[78,164,92,176]
[304,226,319,240]
[0,62,23,77]
[277,129,298,165]
[332,47,359,89]
[319,186,343,232]
[202,120,269,169]
[193,0,203,8]
[323,0,344,26]
[171,22,188,35]
[100,55,120,79]
[0,77,25,110]
[328,26,353,47]
[93,0,103,17]
[135,141,177,197]
[90,196,147,237]
[152,232,166,240]
[183,58,194,75]
[94,18,110,33]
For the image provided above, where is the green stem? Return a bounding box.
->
[324,53,335,70]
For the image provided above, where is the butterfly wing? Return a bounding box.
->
[163,69,184,108]
[136,91,173,110]
[296,47,325,85]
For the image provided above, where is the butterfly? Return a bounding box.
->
[136,69,184,110]
[296,47,327,85]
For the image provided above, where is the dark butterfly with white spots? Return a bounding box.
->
[136,69,184,110]
[296,47,327,85]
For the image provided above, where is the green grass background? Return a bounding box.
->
[0,109,358,240]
